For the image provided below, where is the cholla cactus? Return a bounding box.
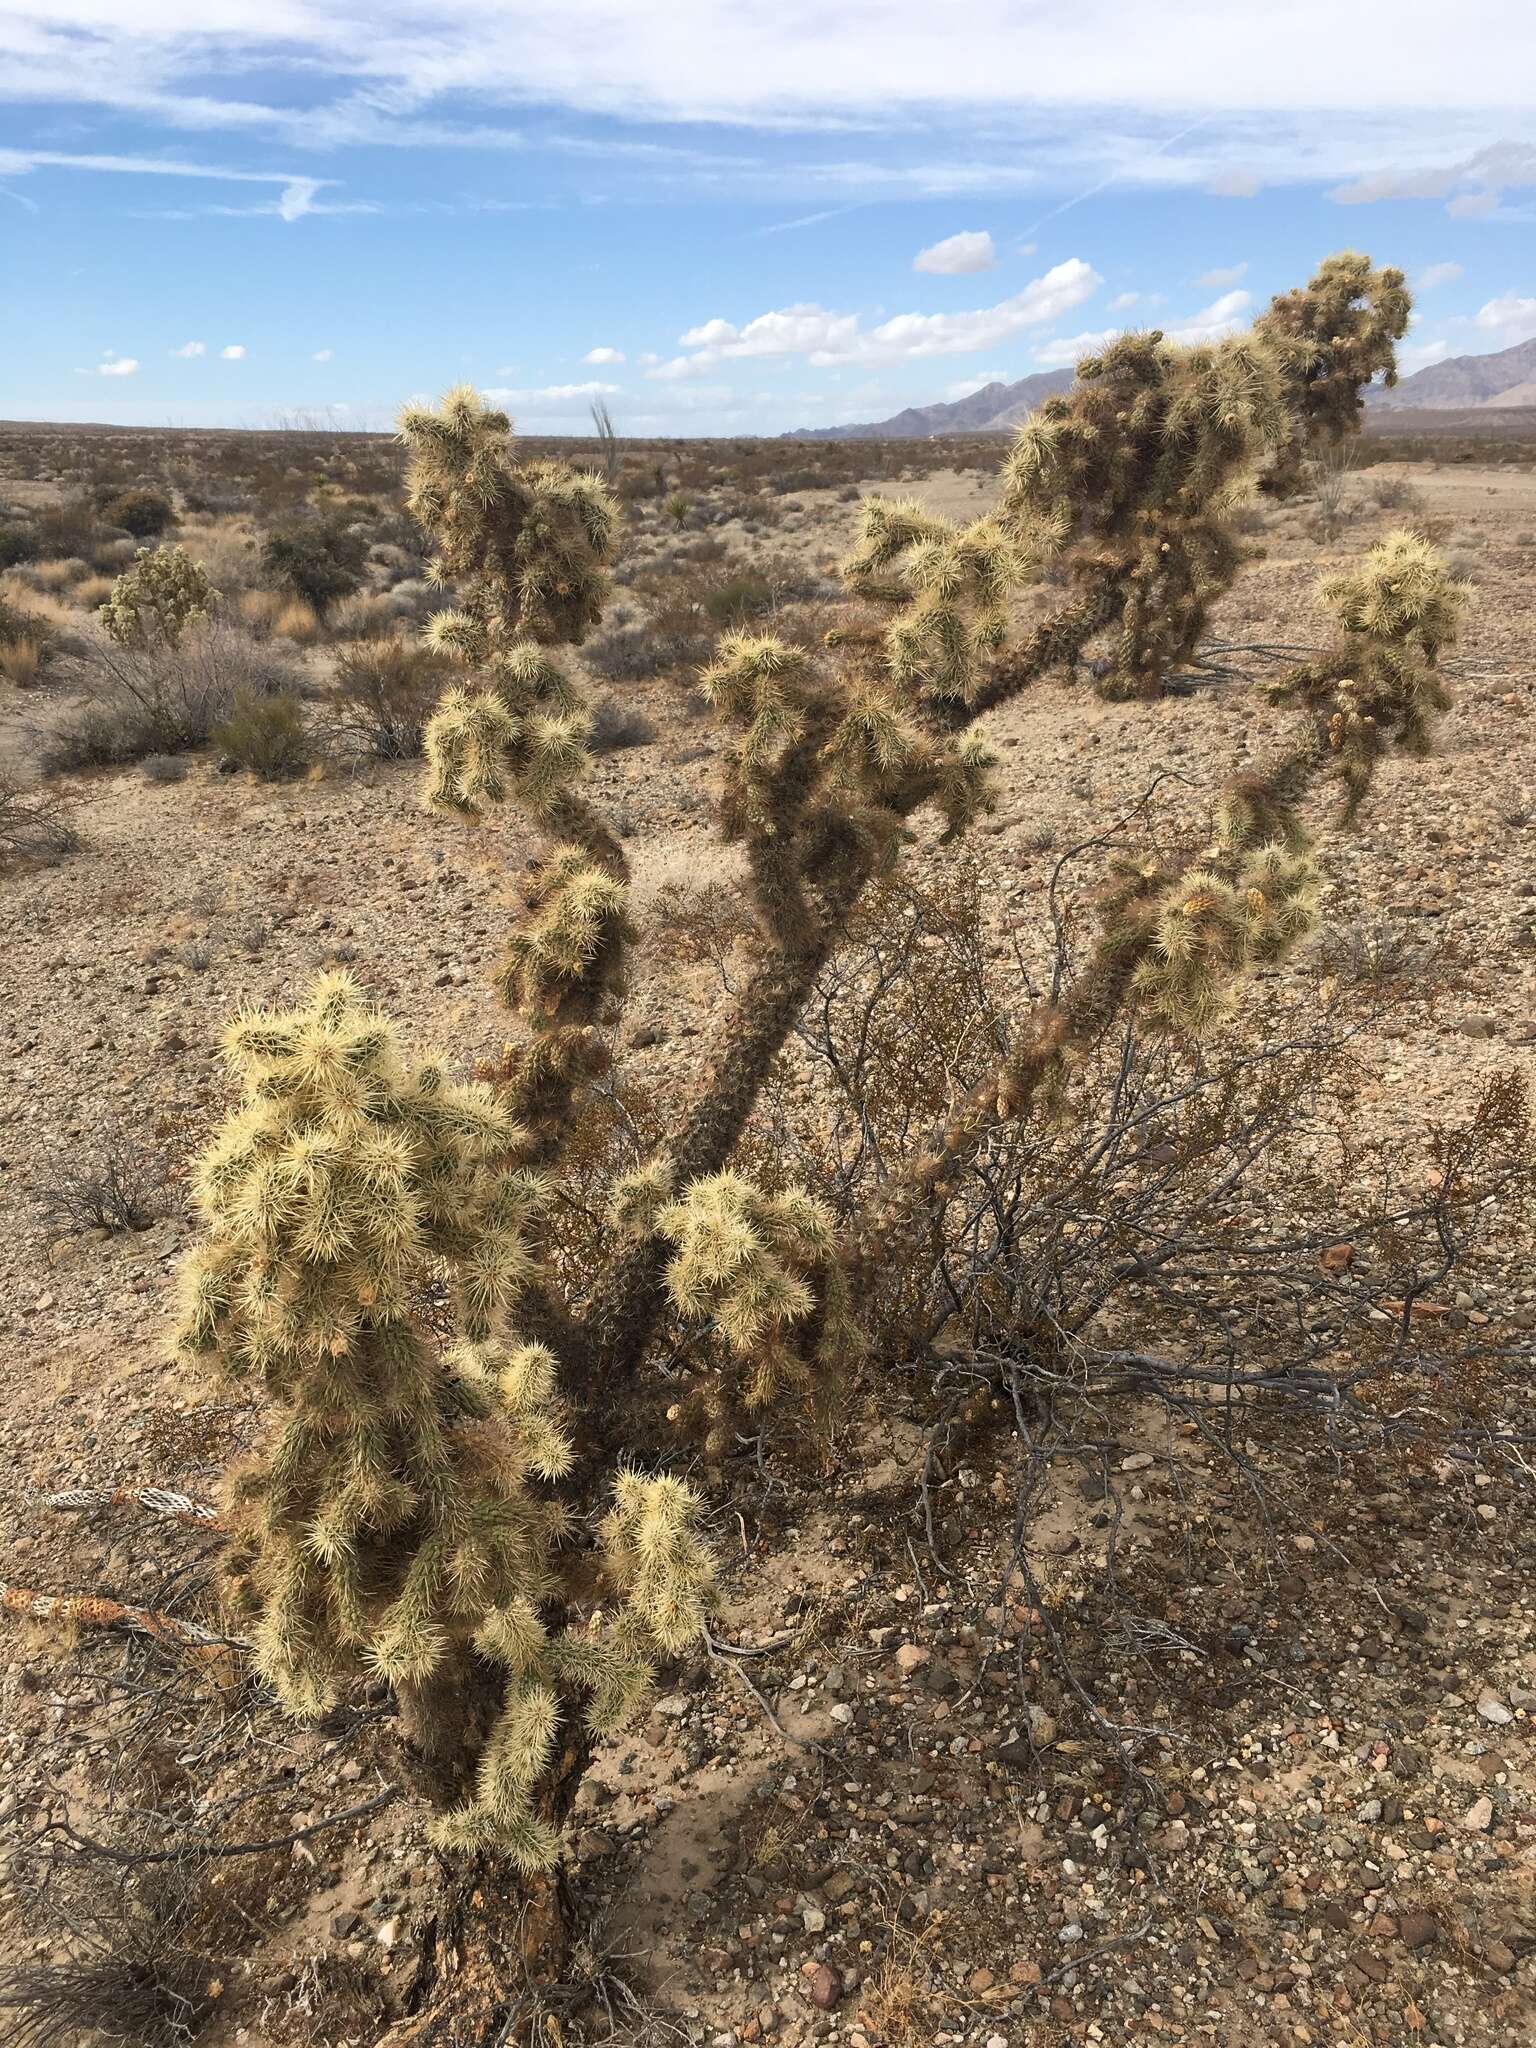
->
[842,498,1022,712]
[1254,252,1411,496]
[609,1165,861,1454]
[175,971,714,1869]
[100,543,216,648]
[401,385,616,651]
[150,283,1468,2019]
[997,330,1285,699]
[1276,529,1469,813]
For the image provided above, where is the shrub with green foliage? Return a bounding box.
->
[260,515,369,614]
[211,688,312,780]
[104,486,177,539]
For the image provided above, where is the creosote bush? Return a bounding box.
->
[148,250,1483,2038]
[210,688,312,781]
[260,516,368,615]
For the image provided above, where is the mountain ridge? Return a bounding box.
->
[783,335,1536,440]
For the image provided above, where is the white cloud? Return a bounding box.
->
[221,344,247,359]
[945,370,1008,399]
[914,229,996,276]
[1167,288,1251,343]
[312,347,334,361]
[583,345,625,364]
[79,352,139,377]
[484,380,623,409]
[1035,329,1115,369]
[172,339,205,357]
[1107,291,1140,312]
[2,7,1527,135]
[1474,293,1536,337]
[1017,240,1038,256]
[278,176,322,221]
[653,258,1100,377]
[1399,337,1451,372]
[1331,141,1536,215]
[1196,261,1248,288]
[1417,262,1464,289]
[1207,168,1262,197]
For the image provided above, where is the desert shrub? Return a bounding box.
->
[211,688,311,779]
[259,516,368,614]
[587,690,656,752]
[30,1130,167,1232]
[0,1852,220,2048]
[105,487,176,539]
[329,635,448,758]
[0,590,55,653]
[0,635,46,687]
[44,619,302,770]
[101,546,217,649]
[0,517,39,569]
[0,769,79,867]
[35,496,102,560]
[141,752,189,784]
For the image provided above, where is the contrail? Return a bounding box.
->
[1020,116,1216,240]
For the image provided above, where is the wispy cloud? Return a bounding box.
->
[1330,141,1536,215]
[221,344,247,360]
[583,346,625,364]
[172,339,205,357]
[914,230,996,275]
[313,348,334,361]
[1196,261,1248,287]
[1417,262,1464,289]
[484,380,623,409]
[0,146,341,219]
[650,258,1100,376]
[1167,287,1251,343]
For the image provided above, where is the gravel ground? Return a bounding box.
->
[1,454,1533,2046]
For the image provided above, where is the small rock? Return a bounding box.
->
[1399,1912,1439,1949]
[1485,1939,1517,1973]
[1462,1795,1494,1832]
[807,1963,840,2011]
[1477,1690,1514,1726]
[801,1904,827,1935]
[895,1644,930,1676]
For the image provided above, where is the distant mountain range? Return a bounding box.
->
[784,336,1536,439]
[1370,335,1536,411]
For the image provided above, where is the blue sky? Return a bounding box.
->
[2,3,1533,434]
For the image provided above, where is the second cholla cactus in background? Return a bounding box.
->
[100,543,217,649]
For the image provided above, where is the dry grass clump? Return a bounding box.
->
[272,598,322,645]
[22,555,93,593]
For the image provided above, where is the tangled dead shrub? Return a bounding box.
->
[329,635,449,758]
